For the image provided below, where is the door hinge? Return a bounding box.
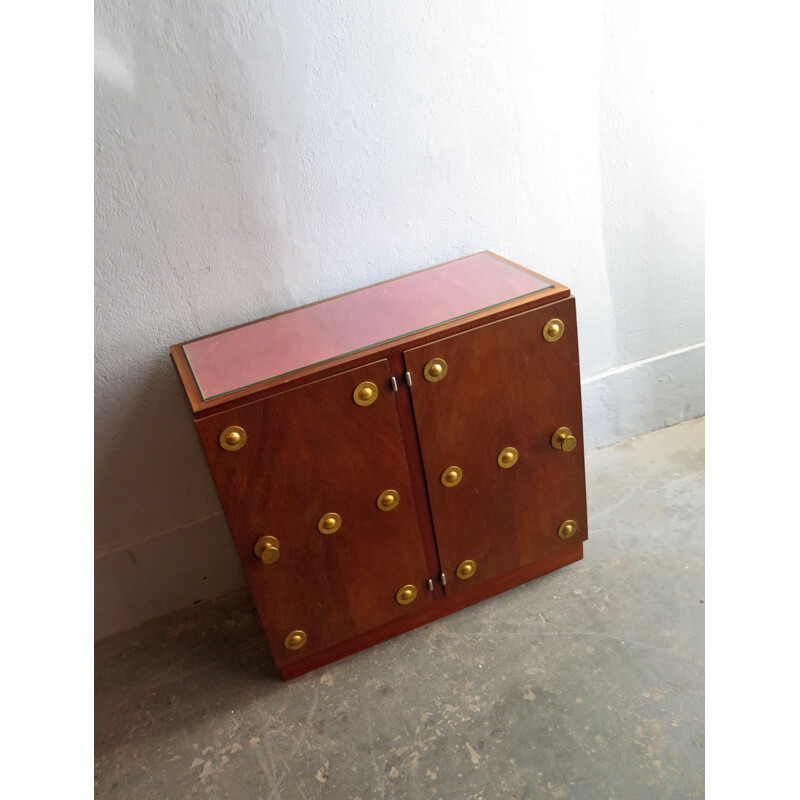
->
[390,376,398,392]
[440,572,447,586]
[427,578,434,591]
[405,371,413,387]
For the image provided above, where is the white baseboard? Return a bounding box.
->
[581,343,705,451]
[94,512,244,640]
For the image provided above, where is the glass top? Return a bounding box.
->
[183,252,553,400]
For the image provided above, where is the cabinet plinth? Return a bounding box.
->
[171,251,588,680]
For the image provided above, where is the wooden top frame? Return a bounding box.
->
[170,251,570,418]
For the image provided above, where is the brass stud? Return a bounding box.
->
[551,427,578,452]
[558,519,578,540]
[497,447,519,468]
[543,318,565,342]
[377,489,400,511]
[424,358,448,383]
[318,512,342,535]
[456,559,477,580]
[254,535,280,564]
[354,381,379,406]
[284,630,307,650]
[440,466,463,487]
[219,425,247,451]
[396,584,418,605]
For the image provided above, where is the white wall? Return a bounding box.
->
[95,0,703,638]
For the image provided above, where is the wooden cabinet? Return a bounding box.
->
[171,252,588,680]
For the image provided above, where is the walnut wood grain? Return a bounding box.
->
[194,359,432,670]
[280,541,584,680]
[403,297,588,595]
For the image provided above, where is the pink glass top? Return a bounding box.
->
[183,252,553,400]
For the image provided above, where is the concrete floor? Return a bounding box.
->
[95,417,704,800]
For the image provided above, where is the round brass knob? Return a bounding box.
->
[284,630,307,650]
[262,545,278,564]
[219,426,247,451]
[254,535,280,564]
[440,466,463,487]
[456,559,477,580]
[557,519,578,540]
[354,381,379,406]
[396,584,418,605]
[543,318,565,342]
[497,447,519,468]
[377,490,400,511]
[551,427,578,452]
[317,512,342,535]
[424,358,448,383]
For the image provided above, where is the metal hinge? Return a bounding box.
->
[405,371,413,387]
[440,572,447,586]
[390,376,398,391]
[427,579,434,591]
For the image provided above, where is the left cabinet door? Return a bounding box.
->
[195,359,432,669]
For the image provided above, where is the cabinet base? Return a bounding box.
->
[279,541,584,681]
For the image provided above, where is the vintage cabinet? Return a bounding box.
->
[170,252,588,680]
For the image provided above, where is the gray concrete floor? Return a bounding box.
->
[95,418,704,800]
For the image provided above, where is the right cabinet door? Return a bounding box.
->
[404,298,588,594]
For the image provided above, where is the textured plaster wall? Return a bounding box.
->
[95,0,703,637]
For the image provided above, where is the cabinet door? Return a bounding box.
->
[404,298,587,594]
[195,359,432,668]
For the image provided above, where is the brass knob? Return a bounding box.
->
[396,584,418,605]
[551,427,578,452]
[440,466,463,487]
[497,447,519,468]
[219,425,246,451]
[354,381,378,406]
[557,519,578,540]
[284,630,307,650]
[456,559,477,580]
[377,490,400,511]
[254,535,280,564]
[318,512,342,535]
[424,358,448,383]
[543,318,565,342]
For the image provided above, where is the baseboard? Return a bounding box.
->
[581,343,704,451]
[94,512,245,640]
